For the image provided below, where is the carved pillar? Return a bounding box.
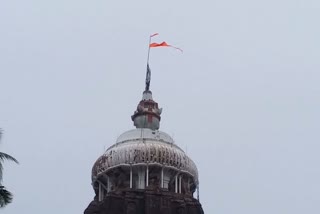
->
[179,176,182,194]
[107,176,110,192]
[146,165,149,187]
[98,183,104,201]
[175,175,178,193]
[161,167,164,188]
[130,165,133,188]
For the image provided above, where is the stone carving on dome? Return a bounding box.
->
[93,135,199,185]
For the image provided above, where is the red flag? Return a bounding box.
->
[149,42,170,48]
[149,42,183,52]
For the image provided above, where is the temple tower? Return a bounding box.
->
[85,65,204,214]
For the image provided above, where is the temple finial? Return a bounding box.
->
[145,63,151,91]
[132,63,162,130]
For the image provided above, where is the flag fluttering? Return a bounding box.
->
[149,42,169,48]
[149,42,183,52]
[145,33,182,91]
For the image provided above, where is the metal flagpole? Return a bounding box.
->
[145,34,153,92]
[147,35,152,64]
[146,33,158,65]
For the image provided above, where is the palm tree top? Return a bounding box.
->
[0,130,19,181]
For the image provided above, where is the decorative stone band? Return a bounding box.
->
[92,129,199,185]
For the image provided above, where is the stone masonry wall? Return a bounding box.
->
[84,190,204,214]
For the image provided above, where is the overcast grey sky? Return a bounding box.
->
[1,0,320,213]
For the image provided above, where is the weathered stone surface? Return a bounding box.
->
[84,190,204,214]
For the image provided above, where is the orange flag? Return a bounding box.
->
[149,42,183,52]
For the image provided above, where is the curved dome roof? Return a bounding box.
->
[92,129,198,184]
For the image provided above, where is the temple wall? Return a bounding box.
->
[84,190,204,214]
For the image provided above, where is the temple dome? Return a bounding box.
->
[92,128,199,185]
[90,67,200,198]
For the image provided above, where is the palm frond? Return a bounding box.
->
[0,129,19,182]
[0,186,13,208]
[0,152,19,164]
[0,153,18,181]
